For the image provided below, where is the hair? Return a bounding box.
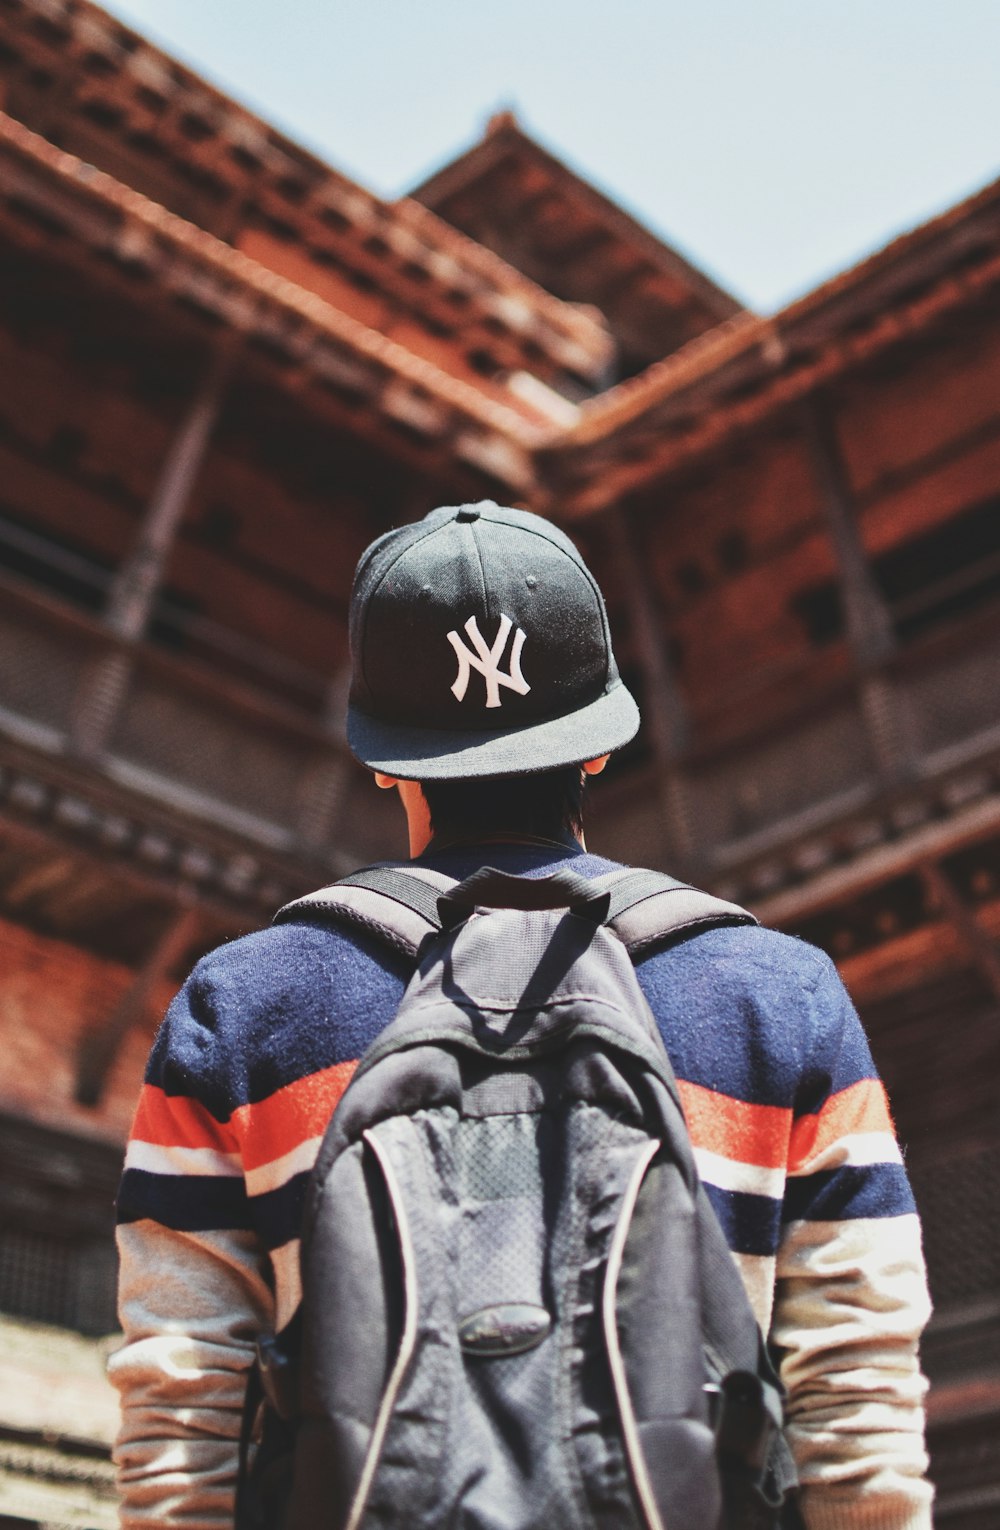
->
[420,765,587,845]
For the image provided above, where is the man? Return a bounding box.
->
[111,501,933,1529]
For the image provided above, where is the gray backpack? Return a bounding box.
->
[237,864,798,1530]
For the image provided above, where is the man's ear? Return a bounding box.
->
[377,776,432,857]
[582,755,610,777]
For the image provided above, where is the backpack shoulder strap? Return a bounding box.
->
[273,863,755,961]
[599,868,757,954]
[273,864,455,959]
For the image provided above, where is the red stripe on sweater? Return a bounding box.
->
[131,1085,238,1154]
[789,1077,895,1172]
[231,1062,358,1171]
[130,1062,359,1170]
[676,1080,791,1169]
[138,1065,869,1183]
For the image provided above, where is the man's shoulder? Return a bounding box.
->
[153,901,412,1104]
[179,905,412,1011]
[187,914,350,976]
[186,853,834,1012]
[578,854,835,987]
[655,917,833,983]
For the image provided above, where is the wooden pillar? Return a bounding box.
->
[106,347,234,640]
[296,663,354,853]
[71,345,235,759]
[920,860,1000,1002]
[75,903,200,1107]
[604,506,698,872]
[800,393,910,783]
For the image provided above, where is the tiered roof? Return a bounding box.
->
[539,169,1000,513]
[0,0,612,401]
[5,0,999,509]
[413,111,742,379]
[0,110,545,490]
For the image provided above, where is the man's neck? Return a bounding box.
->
[418,828,584,858]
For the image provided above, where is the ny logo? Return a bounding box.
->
[447,614,531,709]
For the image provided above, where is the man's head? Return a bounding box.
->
[346,501,639,850]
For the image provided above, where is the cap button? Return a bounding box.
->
[456,506,481,522]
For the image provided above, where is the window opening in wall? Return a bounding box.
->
[0,505,111,612]
[0,509,329,711]
[908,1143,1000,1310]
[715,529,749,574]
[790,494,1000,648]
[789,582,843,649]
[881,497,1000,641]
[0,1117,121,1337]
[675,559,708,597]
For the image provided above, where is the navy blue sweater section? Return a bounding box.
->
[143,841,878,1120]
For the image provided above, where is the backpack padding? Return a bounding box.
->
[276,863,757,963]
[274,866,457,957]
[603,870,757,954]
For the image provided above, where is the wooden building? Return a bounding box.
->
[0,2,997,1523]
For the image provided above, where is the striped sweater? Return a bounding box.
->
[110,842,933,1530]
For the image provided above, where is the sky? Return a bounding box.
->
[100,0,1000,314]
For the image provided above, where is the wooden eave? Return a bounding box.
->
[412,113,743,360]
[3,0,611,386]
[540,168,1000,514]
[5,95,1000,512]
[0,731,320,944]
[0,111,545,491]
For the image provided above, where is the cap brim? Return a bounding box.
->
[347,681,640,780]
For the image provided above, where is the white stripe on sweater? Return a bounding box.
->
[788,1129,904,1176]
[124,1140,242,1177]
[244,1136,324,1198]
[693,1145,784,1199]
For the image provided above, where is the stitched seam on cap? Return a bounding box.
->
[356,517,449,700]
[467,519,488,622]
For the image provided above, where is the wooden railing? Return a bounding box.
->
[595,601,1000,880]
[0,574,348,855]
[1,571,998,874]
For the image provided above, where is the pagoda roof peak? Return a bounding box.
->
[485,108,521,137]
[413,113,744,380]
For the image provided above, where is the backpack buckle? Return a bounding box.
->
[705,1370,777,1474]
[255,1332,298,1421]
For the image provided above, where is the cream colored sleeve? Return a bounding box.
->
[773,1211,934,1530]
[109,1220,275,1530]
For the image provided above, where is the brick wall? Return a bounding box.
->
[0,915,176,1143]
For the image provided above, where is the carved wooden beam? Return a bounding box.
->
[70,343,236,761]
[799,392,910,783]
[919,859,1000,1002]
[752,793,1000,929]
[106,344,237,641]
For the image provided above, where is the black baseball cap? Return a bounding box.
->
[346,501,640,779]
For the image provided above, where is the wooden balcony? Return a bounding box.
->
[0,570,998,903]
[0,575,337,845]
[596,601,1000,897]
[0,571,410,906]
